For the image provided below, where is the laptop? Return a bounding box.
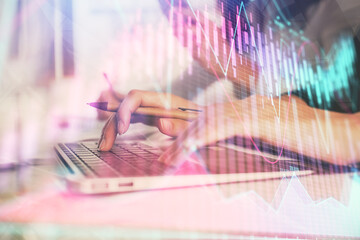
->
[54,137,316,194]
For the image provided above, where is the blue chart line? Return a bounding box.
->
[184,0,356,159]
[271,0,291,26]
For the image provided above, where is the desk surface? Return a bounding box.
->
[0,157,359,239]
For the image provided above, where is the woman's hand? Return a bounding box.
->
[98,90,200,151]
[158,95,360,166]
[98,89,359,166]
[158,95,271,164]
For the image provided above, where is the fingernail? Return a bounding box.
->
[98,138,106,151]
[118,121,126,134]
[160,119,173,132]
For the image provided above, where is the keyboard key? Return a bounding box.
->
[62,142,168,177]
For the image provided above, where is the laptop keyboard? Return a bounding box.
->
[58,141,318,179]
[59,142,169,177]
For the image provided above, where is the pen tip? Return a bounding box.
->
[87,102,108,110]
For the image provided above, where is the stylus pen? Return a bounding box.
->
[87,102,202,121]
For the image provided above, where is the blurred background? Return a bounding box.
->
[0,0,205,164]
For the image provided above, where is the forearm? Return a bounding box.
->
[257,95,360,165]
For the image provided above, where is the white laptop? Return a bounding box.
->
[54,136,314,194]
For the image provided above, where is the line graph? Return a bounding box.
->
[164,0,357,164]
[185,0,271,91]
[0,172,359,237]
[179,0,295,163]
[209,173,360,237]
[167,0,294,163]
